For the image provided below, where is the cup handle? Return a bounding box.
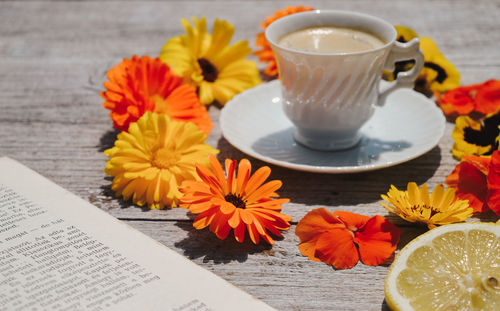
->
[377,38,424,106]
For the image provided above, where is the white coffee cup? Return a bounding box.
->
[265,10,424,151]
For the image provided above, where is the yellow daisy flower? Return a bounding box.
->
[380,182,473,230]
[452,112,500,160]
[383,26,460,96]
[104,112,219,209]
[160,17,261,105]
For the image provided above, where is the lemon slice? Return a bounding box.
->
[385,222,500,311]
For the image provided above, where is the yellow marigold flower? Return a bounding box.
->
[160,17,261,106]
[383,26,460,95]
[452,112,500,160]
[380,182,473,230]
[104,112,219,209]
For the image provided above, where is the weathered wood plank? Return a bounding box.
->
[126,220,428,311]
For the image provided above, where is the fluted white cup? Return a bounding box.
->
[266,10,424,151]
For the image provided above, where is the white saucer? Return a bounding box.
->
[220,80,445,173]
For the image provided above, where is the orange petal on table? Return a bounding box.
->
[437,85,476,116]
[475,80,500,115]
[486,151,500,216]
[296,208,342,245]
[463,154,491,175]
[314,228,359,269]
[353,215,400,266]
[446,160,489,213]
[333,210,370,231]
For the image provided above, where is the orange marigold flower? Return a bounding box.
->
[295,208,400,270]
[436,79,500,117]
[102,55,212,134]
[254,6,313,78]
[446,150,500,215]
[180,155,291,244]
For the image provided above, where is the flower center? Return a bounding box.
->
[424,61,448,83]
[198,58,218,82]
[152,148,180,169]
[224,193,246,209]
[463,113,500,148]
[411,204,439,217]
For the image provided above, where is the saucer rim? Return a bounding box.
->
[220,80,445,174]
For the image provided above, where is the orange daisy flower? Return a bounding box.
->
[180,155,291,244]
[102,55,212,134]
[296,208,401,270]
[446,150,500,215]
[254,6,314,77]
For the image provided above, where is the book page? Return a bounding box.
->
[0,157,276,311]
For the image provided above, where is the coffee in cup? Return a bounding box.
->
[277,26,385,54]
[265,10,424,151]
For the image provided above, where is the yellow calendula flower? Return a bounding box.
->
[160,17,261,106]
[380,182,473,230]
[452,112,500,160]
[104,112,219,209]
[383,26,460,95]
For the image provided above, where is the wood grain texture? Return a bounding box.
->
[0,0,499,310]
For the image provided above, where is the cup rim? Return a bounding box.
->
[265,9,397,56]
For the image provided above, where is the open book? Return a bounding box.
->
[0,157,276,311]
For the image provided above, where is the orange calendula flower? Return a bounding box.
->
[295,208,400,270]
[436,79,500,117]
[254,5,314,78]
[446,151,500,215]
[180,155,291,244]
[102,55,212,134]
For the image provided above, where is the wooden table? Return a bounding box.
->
[1,1,499,310]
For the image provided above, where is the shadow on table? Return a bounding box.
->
[173,219,278,264]
[97,129,120,152]
[216,136,442,207]
[250,127,412,169]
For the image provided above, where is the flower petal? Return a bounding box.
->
[314,228,359,269]
[333,210,370,231]
[353,216,400,266]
